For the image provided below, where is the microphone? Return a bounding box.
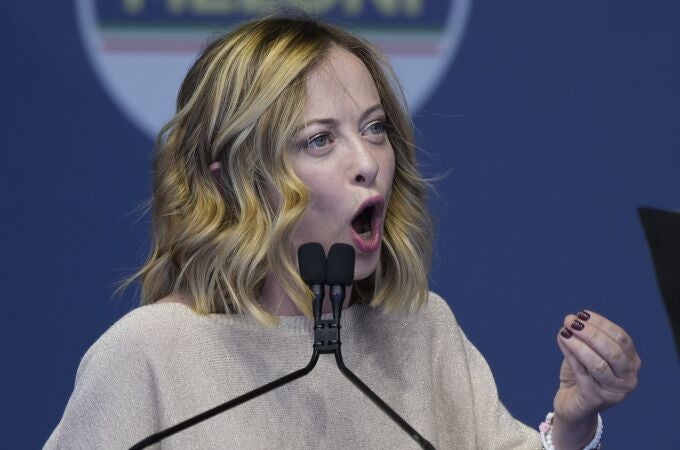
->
[326,243,355,320]
[310,243,353,354]
[298,243,327,322]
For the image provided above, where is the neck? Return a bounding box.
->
[259,275,352,316]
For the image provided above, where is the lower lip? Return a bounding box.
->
[350,217,382,253]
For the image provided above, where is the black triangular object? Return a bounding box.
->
[638,206,680,358]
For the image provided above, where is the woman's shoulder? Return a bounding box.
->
[79,298,197,371]
[360,291,463,344]
[418,291,461,326]
[99,298,194,340]
[45,300,194,448]
[412,291,468,348]
[362,291,459,328]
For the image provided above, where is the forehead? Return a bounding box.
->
[303,47,381,119]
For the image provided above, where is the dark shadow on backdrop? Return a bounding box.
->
[639,206,680,359]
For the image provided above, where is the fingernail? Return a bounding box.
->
[577,310,591,321]
[571,319,585,331]
[560,328,573,339]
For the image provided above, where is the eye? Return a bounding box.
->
[362,120,388,143]
[365,121,386,135]
[305,133,334,151]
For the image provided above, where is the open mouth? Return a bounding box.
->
[351,195,385,252]
[350,196,385,253]
[351,204,376,239]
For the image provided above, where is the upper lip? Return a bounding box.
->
[351,195,385,222]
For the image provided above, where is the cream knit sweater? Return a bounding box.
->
[45,293,540,449]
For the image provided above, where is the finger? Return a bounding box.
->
[563,314,636,379]
[556,332,589,381]
[574,309,637,359]
[558,324,619,387]
[556,335,601,411]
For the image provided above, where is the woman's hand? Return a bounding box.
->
[551,310,641,448]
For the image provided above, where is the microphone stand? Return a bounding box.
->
[130,281,435,450]
[319,283,435,450]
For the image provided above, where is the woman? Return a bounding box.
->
[46,16,639,449]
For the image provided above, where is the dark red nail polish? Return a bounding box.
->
[577,310,591,321]
[560,328,573,339]
[571,319,585,331]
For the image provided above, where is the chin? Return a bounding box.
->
[353,250,381,280]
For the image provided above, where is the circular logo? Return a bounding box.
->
[76,0,472,139]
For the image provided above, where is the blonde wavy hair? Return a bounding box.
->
[125,16,433,325]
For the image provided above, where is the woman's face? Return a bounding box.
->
[288,46,396,280]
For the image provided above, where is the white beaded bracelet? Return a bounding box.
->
[539,412,603,450]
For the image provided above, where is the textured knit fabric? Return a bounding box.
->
[45,292,541,449]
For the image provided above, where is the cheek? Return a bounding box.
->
[294,156,341,198]
[295,170,343,219]
[307,185,344,217]
[292,183,345,250]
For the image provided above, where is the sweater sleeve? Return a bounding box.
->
[44,323,161,450]
[459,324,542,449]
[428,293,541,449]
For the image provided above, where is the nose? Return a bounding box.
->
[351,140,379,186]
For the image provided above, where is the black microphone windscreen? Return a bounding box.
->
[298,243,326,285]
[326,244,355,286]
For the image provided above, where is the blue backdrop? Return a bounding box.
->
[2,1,679,448]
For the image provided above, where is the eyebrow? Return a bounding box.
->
[297,104,386,132]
